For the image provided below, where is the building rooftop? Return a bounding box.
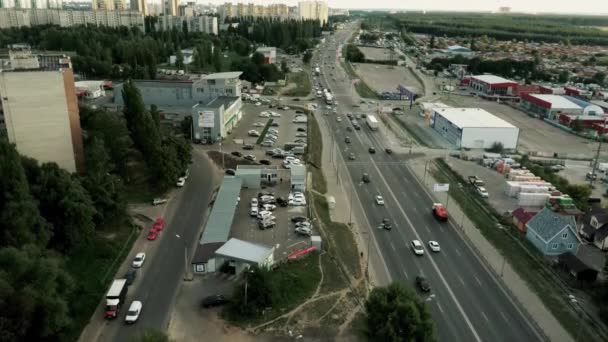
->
[471,74,517,85]
[526,94,583,110]
[199,176,242,244]
[433,107,516,129]
[214,238,273,264]
[202,71,243,80]
[194,96,239,109]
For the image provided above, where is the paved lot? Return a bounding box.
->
[443,95,600,158]
[358,46,393,61]
[353,63,422,94]
[231,185,311,261]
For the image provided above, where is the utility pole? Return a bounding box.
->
[590,119,606,186]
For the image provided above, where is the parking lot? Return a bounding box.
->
[226,102,308,167]
[231,185,312,260]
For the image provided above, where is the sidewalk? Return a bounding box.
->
[407,157,572,342]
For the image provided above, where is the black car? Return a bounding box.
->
[277,197,288,207]
[258,191,275,198]
[385,148,393,154]
[291,216,308,223]
[124,269,137,286]
[381,218,392,230]
[297,127,307,132]
[346,126,353,132]
[362,173,370,183]
[243,144,254,150]
[416,276,430,292]
[270,122,280,127]
[295,110,304,114]
[201,294,229,308]
[225,169,236,176]
[231,151,242,157]
[345,137,351,143]
[260,159,271,165]
[354,125,361,130]
[368,147,376,154]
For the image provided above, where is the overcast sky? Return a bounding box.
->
[204,0,608,15]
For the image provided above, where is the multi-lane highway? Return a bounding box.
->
[315,24,546,341]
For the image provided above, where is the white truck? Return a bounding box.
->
[366,115,379,131]
[105,279,128,319]
[324,92,333,105]
[314,67,320,76]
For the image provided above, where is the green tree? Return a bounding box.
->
[365,283,435,342]
[429,35,436,49]
[487,142,504,153]
[180,116,193,140]
[150,104,161,132]
[280,59,289,74]
[470,36,477,50]
[252,52,266,66]
[558,70,570,83]
[592,71,606,85]
[175,48,184,68]
[0,140,50,248]
[213,45,223,72]
[571,118,584,132]
[302,50,313,64]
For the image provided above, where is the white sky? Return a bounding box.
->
[200,0,608,15]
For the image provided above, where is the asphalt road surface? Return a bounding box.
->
[314,24,545,342]
[96,152,217,342]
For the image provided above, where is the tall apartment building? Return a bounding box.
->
[113,0,126,10]
[298,0,328,25]
[159,15,217,35]
[162,0,178,16]
[130,0,146,15]
[0,8,145,31]
[91,0,114,10]
[0,50,84,173]
[178,3,193,16]
[219,2,290,20]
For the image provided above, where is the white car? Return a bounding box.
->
[332,109,337,114]
[271,112,281,117]
[259,112,270,118]
[253,122,265,127]
[428,241,441,252]
[125,301,142,324]
[255,102,262,106]
[295,133,308,138]
[295,221,311,228]
[411,240,424,256]
[251,198,258,207]
[375,195,385,205]
[176,177,186,187]
[326,105,331,109]
[132,252,146,268]
[476,187,489,198]
[295,226,312,236]
[250,206,259,217]
[258,210,273,219]
[289,198,307,206]
[261,141,274,147]
[337,117,342,122]
[288,192,304,201]
[248,130,260,137]
[262,204,276,211]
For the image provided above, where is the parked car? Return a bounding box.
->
[295,226,312,236]
[348,153,356,160]
[289,198,306,206]
[250,206,259,217]
[345,136,351,143]
[201,295,229,308]
[225,169,236,176]
[277,197,288,207]
[261,141,274,147]
[291,216,308,223]
[262,204,276,211]
[248,130,260,136]
[415,276,430,292]
[124,301,142,324]
[260,159,271,165]
[259,220,276,230]
[244,155,256,161]
[297,127,307,132]
[132,252,146,268]
[385,148,393,154]
[231,151,242,157]
[243,144,254,150]
[270,122,279,127]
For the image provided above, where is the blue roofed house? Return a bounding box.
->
[525,207,580,256]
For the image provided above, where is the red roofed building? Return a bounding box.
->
[512,208,538,233]
[469,75,518,96]
[565,86,592,99]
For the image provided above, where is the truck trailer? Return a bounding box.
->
[366,115,379,131]
[325,92,333,105]
[105,279,128,319]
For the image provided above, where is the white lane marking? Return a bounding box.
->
[402,268,409,279]
[390,242,397,252]
[475,275,482,287]
[455,248,462,256]
[412,206,418,213]
[437,302,445,314]
[457,275,466,286]
[500,311,508,321]
[481,311,490,322]
[424,224,432,233]
[370,161,482,342]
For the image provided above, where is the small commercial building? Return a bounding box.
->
[520,94,583,119]
[214,238,275,274]
[192,96,242,143]
[255,47,277,64]
[290,164,306,192]
[431,107,519,149]
[469,75,518,96]
[235,165,279,188]
[418,101,451,118]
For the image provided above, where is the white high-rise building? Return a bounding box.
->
[298,1,327,26]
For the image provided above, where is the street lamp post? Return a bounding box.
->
[175,234,192,281]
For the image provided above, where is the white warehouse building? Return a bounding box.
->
[430,107,520,150]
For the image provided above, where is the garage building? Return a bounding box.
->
[431,107,519,149]
[520,94,583,119]
[469,74,518,96]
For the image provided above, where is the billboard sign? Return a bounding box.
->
[198,111,215,128]
[433,183,450,192]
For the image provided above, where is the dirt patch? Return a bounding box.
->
[207,150,259,170]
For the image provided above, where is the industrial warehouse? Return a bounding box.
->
[430,107,520,149]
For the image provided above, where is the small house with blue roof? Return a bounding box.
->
[525,207,580,256]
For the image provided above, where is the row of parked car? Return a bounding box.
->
[292,215,312,236]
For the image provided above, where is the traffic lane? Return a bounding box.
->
[101,154,216,341]
[345,162,473,342]
[380,163,542,341]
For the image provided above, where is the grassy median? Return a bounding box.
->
[307,113,327,194]
[432,158,602,342]
[256,118,273,145]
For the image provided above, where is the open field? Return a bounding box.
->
[353,63,422,94]
[358,46,393,61]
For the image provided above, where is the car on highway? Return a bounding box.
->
[476,186,489,198]
[416,276,431,292]
[295,226,312,236]
[231,151,242,157]
[348,153,356,160]
[337,117,342,122]
[345,136,351,143]
[124,269,137,285]
[385,148,393,154]
[132,252,146,268]
[428,241,441,252]
[411,240,424,256]
[176,177,186,187]
[346,126,353,132]
[368,147,376,154]
[432,203,448,221]
[201,295,229,308]
[362,173,370,183]
[375,196,385,205]
[380,218,392,230]
[124,301,142,324]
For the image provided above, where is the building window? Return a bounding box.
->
[567,243,574,249]
[562,232,568,239]
[552,243,558,249]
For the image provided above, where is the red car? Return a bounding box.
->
[147,230,159,240]
[153,218,164,232]
[432,203,448,222]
